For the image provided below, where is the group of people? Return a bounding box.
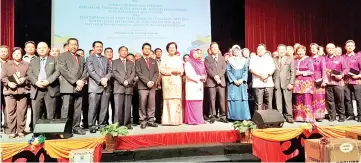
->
[0,38,360,139]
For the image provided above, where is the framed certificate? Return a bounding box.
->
[69,149,94,163]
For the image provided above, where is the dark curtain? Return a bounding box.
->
[245,0,361,52]
[1,0,15,50]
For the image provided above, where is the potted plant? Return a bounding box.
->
[232,120,257,143]
[100,123,128,152]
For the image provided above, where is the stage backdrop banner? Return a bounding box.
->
[51,0,212,58]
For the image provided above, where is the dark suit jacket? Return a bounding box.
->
[27,56,60,99]
[135,57,159,90]
[58,52,88,94]
[273,56,295,89]
[204,54,227,87]
[86,54,112,93]
[112,59,135,94]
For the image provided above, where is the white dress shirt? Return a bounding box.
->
[249,55,275,88]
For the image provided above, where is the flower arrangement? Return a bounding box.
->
[28,135,46,151]
[100,123,129,152]
[100,123,129,136]
[232,120,257,133]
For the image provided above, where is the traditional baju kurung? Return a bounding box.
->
[226,61,250,121]
[184,62,205,124]
[293,56,315,122]
[311,55,327,120]
[160,55,184,125]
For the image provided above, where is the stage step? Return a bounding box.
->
[140,153,260,162]
[102,143,258,162]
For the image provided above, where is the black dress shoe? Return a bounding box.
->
[346,116,355,121]
[338,116,345,122]
[209,119,215,124]
[89,127,97,133]
[73,129,86,135]
[126,125,133,130]
[140,123,147,129]
[219,118,229,123]
[357,117,361,122]
[147,122,158,127]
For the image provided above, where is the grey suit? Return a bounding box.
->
[273,56,295,117]
[58,52,88,132]
[86,54,112,128]
[204,54,227,120]
[27,56,60,127]
[113,59,135,126]
[135,57,159,124]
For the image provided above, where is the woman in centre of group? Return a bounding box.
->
[309,43,327,121]
[293,45,315,122]
[160,42,184,125]
[184,49,206,125]
[226,45,251,121]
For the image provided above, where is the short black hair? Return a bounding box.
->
[89,50,94,54]
[104,47,113,52]
[25,41,36,47]
[77,49,84,53]
[183,54,190,59]
[118,46,128,52]
[63,43,68,48]
[127,53,135,57]
[154,48,162,53]
[67,38,78,45]
[92,41,103,48]
[142,43,151,50]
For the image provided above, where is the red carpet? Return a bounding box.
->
[116,130,240,150]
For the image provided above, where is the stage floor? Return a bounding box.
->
[1,117,360,143]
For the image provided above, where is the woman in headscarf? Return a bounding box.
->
[226,45,251,121]
[184,49,207,125]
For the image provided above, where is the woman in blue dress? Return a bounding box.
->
[226,45,251,121]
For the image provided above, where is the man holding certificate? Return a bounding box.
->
[343,40,361,122]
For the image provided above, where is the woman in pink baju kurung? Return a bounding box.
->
[293,46,315,122]
[310,43,327,121]
[184,49,206,125]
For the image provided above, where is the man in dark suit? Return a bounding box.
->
[135,43,159,129]
[273,44,295,123]
[86,41,112,133]
[58,38,88,135]
[113,46,135,129]
[127,54,140,125]
[154,48,163,124]
[27,42,60,127]
[104,47,114,124]
[204,42,228,123]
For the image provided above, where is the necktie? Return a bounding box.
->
[98,56,103,68]
[38,58,47,80]
[122,59,127,72]
[72,54,78,64]
[214,56,218,66]
[279,57,282,68]
[146,58,150,69]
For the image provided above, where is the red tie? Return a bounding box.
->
[72,54,78,64]
[146,58,150,69]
